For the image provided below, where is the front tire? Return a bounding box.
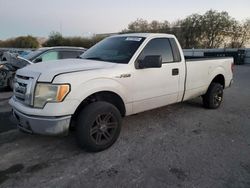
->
[203,83,223,109]
[76,101,122,152]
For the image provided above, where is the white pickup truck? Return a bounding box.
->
[9,33,233,152]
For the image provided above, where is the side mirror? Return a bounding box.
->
[34,57,42,63]
[138,55,162,69]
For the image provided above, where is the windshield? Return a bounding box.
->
[23,49,44,61]
[19,51,32,58]
[80,36,145,64]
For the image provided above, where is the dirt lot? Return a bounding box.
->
[0,65,250,188]
[0,88,14,133]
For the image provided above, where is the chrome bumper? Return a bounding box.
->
[12,109,71,136]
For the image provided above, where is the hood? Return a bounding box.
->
[17,58,116,82]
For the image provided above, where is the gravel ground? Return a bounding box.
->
[0,65,249,188]
[0,87,14,133]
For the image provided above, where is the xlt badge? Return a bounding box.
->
[116,74,131,78]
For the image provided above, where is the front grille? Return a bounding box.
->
[16,74,30,80]
[14,74,34,105]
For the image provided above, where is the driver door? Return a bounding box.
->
[132,38,181,113]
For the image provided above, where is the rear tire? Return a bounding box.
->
[76,101,122,152]
[203,83,223,109]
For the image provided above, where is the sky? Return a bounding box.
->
[0,0,250,40]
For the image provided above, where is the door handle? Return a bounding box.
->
[172,68,179,76]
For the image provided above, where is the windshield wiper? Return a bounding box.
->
[84,57,103,61]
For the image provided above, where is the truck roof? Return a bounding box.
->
[111,33,175,38]
[38,46,86,50]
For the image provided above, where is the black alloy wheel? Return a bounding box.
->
[76,101,122,152]
[203,82,224,109]
[90,113,118,146]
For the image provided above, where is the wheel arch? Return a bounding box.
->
[208,66,226,89]
[72,90,126,125]
[210,74,225,88]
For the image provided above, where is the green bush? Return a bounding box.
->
[43,32,105,48]
[0,35,39,48]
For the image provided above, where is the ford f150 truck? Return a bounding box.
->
[9,33,233,152]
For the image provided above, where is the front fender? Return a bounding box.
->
[66,78,129,108]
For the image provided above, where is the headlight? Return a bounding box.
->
[34,83,70,108]
[0,65,4,69]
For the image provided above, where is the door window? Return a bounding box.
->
[41,51,59,62]
[137,38,174,64]
[60,51,80,59]
[169,38,181,62]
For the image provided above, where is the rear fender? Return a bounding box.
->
[207,66,226,89]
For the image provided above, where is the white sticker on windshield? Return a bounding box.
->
[125,37,142,42]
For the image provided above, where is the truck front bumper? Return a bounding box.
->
[12,108,71,136]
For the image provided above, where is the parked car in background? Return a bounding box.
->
[19,50,33,58]
[0,49,10,60]
[21,46,86,63]
[0,46,86,89]
[1,49,31,61]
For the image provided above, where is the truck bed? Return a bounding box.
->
[183,57,233,101]
[185,56,234,62]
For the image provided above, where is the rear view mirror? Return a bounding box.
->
[138,55,162,69]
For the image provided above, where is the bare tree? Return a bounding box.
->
[127,19,150,33]
[202,10,233,48]
[239,19,250,47]
[177,14,203,48]
[122,10,250,49]
[225,19,250,48]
